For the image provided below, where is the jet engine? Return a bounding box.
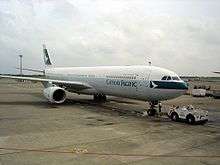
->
[43,86,66,103]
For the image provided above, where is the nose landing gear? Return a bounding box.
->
[147,101,161,116]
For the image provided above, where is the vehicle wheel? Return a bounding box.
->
[147,109,156,116]
[186,115,195,124]
[171,112,179,122]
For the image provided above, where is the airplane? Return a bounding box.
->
[0,45,188,116]
[213,71,220,74]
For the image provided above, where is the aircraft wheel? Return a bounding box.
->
[94,94,106,102]
[186,115,195,125]
[171,112,179,121]
[101,94,106,101]
[93,94,99,101]
[147,109,156,116]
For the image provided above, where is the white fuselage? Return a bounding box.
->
[45,65,188,102]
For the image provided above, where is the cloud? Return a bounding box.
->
[0,0,220,76]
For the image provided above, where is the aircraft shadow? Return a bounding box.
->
[0,98,172,123]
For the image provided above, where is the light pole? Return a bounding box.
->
[19,55,23,75]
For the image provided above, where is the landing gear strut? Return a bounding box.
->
[147,101,160,116]
[93,94,107,102]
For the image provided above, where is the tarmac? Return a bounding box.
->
[0,79,220,165]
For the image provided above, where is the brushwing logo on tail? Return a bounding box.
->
[150,81,158,89]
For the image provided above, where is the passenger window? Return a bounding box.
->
[161,76,167,80]
[167,76,171,80]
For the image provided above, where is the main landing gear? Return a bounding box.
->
[147,101,162,116]
[93,94,107,102]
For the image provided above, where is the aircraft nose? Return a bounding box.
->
[183,82,189,90]
[180,82,188,90]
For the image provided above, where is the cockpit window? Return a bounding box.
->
[167,76,171,80]
[162,75,180,81]
[172,76,180,80]
[161,76,167,80]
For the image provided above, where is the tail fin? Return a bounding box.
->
[43,44,52,66]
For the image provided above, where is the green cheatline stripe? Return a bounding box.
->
[153,81,188,90]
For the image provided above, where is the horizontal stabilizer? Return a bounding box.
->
[15,67,45,74]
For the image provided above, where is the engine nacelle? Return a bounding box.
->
[43,86,66,104]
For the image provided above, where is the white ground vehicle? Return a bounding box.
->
[192,89,206,97]
[168,105,208,124]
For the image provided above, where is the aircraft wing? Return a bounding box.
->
[0,75,91,90]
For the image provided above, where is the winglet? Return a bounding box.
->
[43,44,52,66]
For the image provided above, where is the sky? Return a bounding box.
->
[0,0,220,76]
